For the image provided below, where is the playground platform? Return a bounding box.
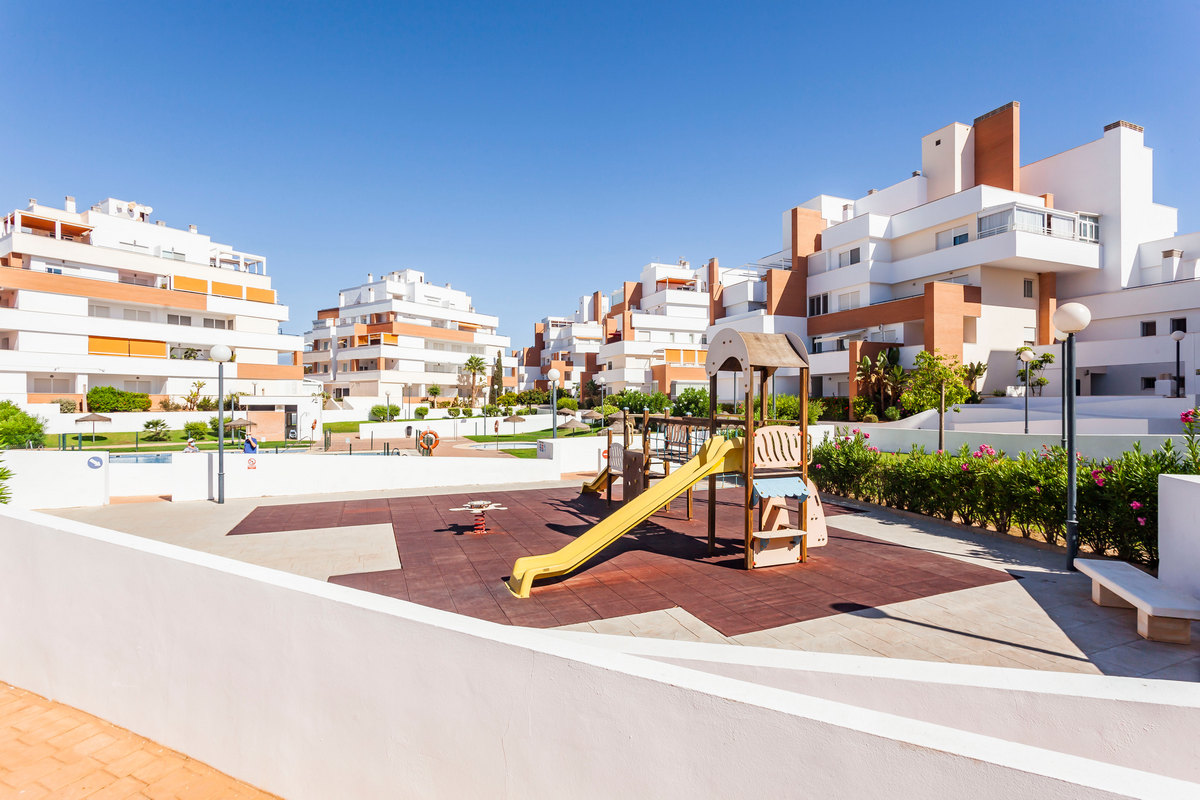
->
[49,481,1200,680]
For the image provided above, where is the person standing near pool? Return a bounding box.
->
[243,433,259,454]
[183,438,199,453]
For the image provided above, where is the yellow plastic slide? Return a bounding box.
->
[508,435,739,598]
[580,467,614,494]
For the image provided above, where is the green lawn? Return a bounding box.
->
[50,427,311,452]
[465,427,600,444]
[322,420,363,433]
[500,448,538,459]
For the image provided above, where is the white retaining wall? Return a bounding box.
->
[361,412,558,439]
[1157,474,1200,601]
[1,506,1192,799]
[536,434,644,474]
[0,450,110,508]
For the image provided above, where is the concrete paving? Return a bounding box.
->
[48,482,1200,682]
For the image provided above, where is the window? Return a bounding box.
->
[88,305,110,318]
[978,210,1012,238]
[811,339,823,354]
[1141,377,1155,390]
[46,267,62,275]
[160,248,185,261]
[936,226,969,249]
[123,380,151,393]
[1141,321,1157,337]
[123,309,150,322]
[1171,318,1186,333]
[167,314,192,326]
[837,247,861,268]
[203,318,228,330]
[1023,279,1034,299]
[837,291,860,311]
[33,378,70,393]
[807,294,829,316]
[1079,214,1100,243]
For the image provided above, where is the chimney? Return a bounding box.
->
[156,221,165,227]
[367,272,373,283]
[64,196,76,213]
[912,170,921,177]
[188,224,198,233]
[867,189,877,195]
[27,198,37,208]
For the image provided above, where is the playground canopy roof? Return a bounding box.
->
[705,330,810,378]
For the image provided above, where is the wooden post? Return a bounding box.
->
[800,366,810,541]
[744,368,756,570]
[606,427,613,507]
[707,374,718,555]
[686,431,694,520]
[642,409,651,490]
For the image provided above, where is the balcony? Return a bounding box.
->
[977,203,1099,244]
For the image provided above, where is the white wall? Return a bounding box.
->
[1,450,109,508]
[361,412,558,439]
[1157,474,1200,601]
[536,434,643,473]
[0,507,1190,799]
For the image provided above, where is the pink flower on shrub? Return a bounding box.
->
[1094,476,1105,487]
[936,449,944,455]
[961,463,969,471]
[1034,486,1042,493]
[852,428,860,434]
[1130,501,1142,510]
[867,446,879,453]
[834,443,841,450]
[1137,517,1147,526]
[1103,464,1114,474]
[1182,409,1197,424]
[814,464,823,470]
[863,433,870,439]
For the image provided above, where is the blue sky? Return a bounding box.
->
[3,1,1198,347]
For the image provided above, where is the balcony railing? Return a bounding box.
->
[977,204,1100,244]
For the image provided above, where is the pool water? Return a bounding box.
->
[109,452,173,464]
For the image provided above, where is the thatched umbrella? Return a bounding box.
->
[581,409,603,421]
[76,412,111,443]
[558,418,591,436]
[223,417,255,442]
[503,414,525,437]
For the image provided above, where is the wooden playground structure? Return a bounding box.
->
[508,330,827,597]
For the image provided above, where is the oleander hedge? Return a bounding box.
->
[811,426,1192,566]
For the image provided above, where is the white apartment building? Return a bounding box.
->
[515,291,609,394]
[0,196,312,437]
[700,102,1200,406]
[303,269,514,405]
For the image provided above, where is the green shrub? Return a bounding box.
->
[142,418,170,441]
[0,458,11,503]
[807,398,825,425]
[414,406,429,419]
[447,407,460,418]
[861,413,879,423]
[671,387,708,417]
[497,392,519,406]
[183,421,208,440]
[53,398,77,413]
[516,406,537,416]
[819,397,849,421]
[462,407,473,417]
[86,385,151,413]
[482,404,500,416]
[503,405,514,416]
[370,404,401,421]
[851,395,875,420]
[0,401,47,449]
[556,397,579,411]
[159,397,183,412]
[884,406,901,421]
[196,397,218,411]
[810,427,1181,566]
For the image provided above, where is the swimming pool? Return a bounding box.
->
[109,452,173,464]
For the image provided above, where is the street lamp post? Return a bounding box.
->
[1055,329,1068,450]
[547,367,561,439]
[209,344,233,504]
[1019,349,1034,435]
[1052,302,1091,570]
[1171,329,1186,398]
[385,392,391,422]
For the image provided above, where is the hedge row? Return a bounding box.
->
[810,427,1186,565]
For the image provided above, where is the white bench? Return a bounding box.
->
[1075,558,1200,644]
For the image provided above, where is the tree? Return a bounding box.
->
[142,418,170,441]
[428,385,442,400]
[963,361,988,393]
[671,387,709,417]
[0,401,46,449]
[1015,347,1054,397]
[490,351,504,405]
[184,380,206,411]
[462,355,487,406]
[899,349,971,450]
[582,379,601,408]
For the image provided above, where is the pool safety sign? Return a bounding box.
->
[86,456,103,470]
[247,458,257,470]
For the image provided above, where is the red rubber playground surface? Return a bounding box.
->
[229,486,1011,637]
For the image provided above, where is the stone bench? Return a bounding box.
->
[1075,558,1200,644]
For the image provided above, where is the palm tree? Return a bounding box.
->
[883,363,906,408]
[428,385,442,405]
[963,361,988,393]
[462,356,487,406]
[855,353,890,415]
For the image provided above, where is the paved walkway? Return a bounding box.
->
[50,483,1200,681]
[0,683,277,799]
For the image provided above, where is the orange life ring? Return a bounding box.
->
[418,430,440,451]
[602,449,609,459]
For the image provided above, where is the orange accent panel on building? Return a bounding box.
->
[27,393,84,406]
[1037,272,1057,346]
[317,307,339,320]
[973,101,1020,192]
[1040,193,1054,209]
[592,290,603,322]
[790,206,824,273]
[765,268,806,317]
[236,362,304,380]
[807,295,926,338]
[362,320,476,343]
[923,282,982,361]
[87,336,129,356]
[210,281,244,299]
[127,338,168,358]
[651,363,708,394]
[245,286,276,304]
[172,275,208,294]
[0,266,207,310]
